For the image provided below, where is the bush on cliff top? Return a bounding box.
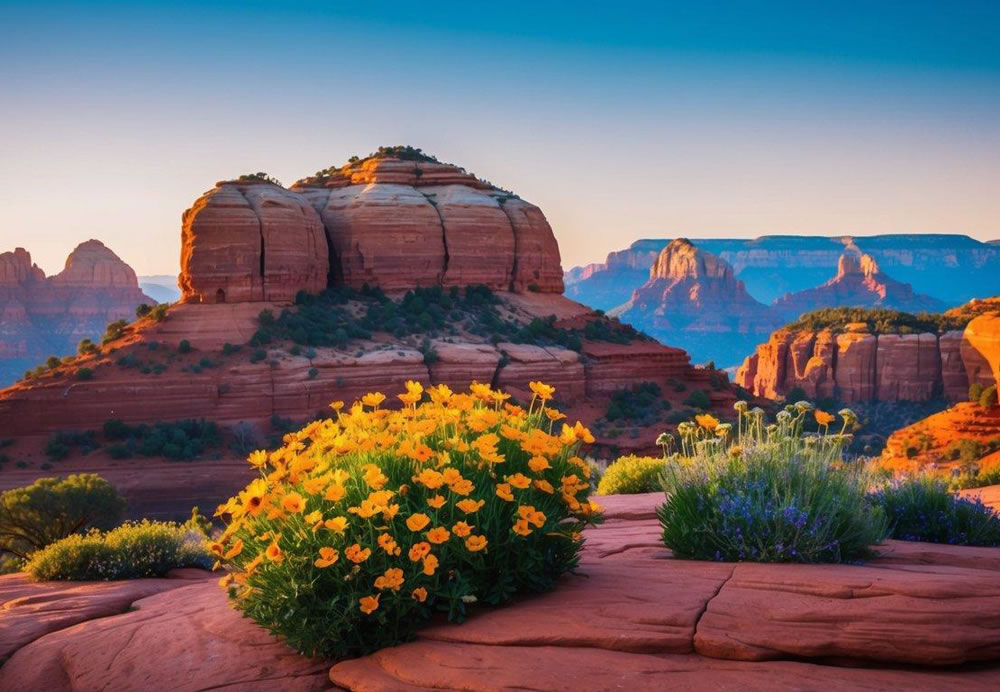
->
[24,520,212,580]
[871,477,1000,546]
[785,307,970,335]
[213,380,601,658]
[658,403,889,562]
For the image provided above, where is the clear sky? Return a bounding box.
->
[1,1,998,276]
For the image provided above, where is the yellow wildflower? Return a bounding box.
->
[361,392,386,408]
[529,381,556,401]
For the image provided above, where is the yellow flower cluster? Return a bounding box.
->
[213,380,600,657]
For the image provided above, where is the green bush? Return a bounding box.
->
[980,385,998,409]
[152,304,170,322]
[785,306,972,335]
[102,319,130,345]
[135,303,153,319]
[969,382,984,403]
[78,338,98,355]
[682,389,711,410]
[24,520,212,580]
[657,405,888,562]
[101,419,221,461]
[0,474,125,561]
[76,367,94,381]
[605,382,663,424]
[178,339,192,354]
[45,430,99,459]
[597,455,664,495]
[870,477,1000,546]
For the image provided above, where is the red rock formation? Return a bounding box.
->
[5,496,1000,689]
[772,249,944,317]
[179,181,328,304]
[961,312,1000,389]
[0,242,153,385]
[290,156,563,294]
[610,239,780,367]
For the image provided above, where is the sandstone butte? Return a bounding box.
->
[3,492,1000,691]
[609,238,782,367]
[0,154,734,486]
[0,241,153,385]
[737,299,1000,404]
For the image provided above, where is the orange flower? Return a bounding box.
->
[361,392,386,408]
[223,539,243,560]
[512,519,533,536]
[533,479,554,494]
[303,476,327,495]
[324,516,348,532]
[449,478,474,496]
[359,594,380,614]
[495,483,514,502]
[422,553,439,576]
[427,494,446,509]
[528,456,551,473]
[415,469,444,489]
[314,547,339,568]
[529,381,556,401]
[465,535,488,552]
[695,414,719,431]
[247,449,269,468]
[374,567,405,591]
[456,498,485,514]
[544,409,566,422]
[345,544,371,563]
[815,410,836,426]
[281,492,305,514]
[324,484,346,502]
[377,533,401,556]
[426,526,451,544]
[406,513,431,531]
[411,587,428,603]
[408,541,431,561]
[265,541,284,563]
[452,521,473,537]
[506,473,531,490]
[362,464,388,490]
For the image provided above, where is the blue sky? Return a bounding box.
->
[1,1,998,275]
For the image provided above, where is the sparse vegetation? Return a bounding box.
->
[785,307,974,335]
[871,477,1000,546]
[102,419,222,461]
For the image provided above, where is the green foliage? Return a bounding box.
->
[45,430,99,459]
[682,389,711,410]
[970,382,985,402]
[597,455,664,495]
[871,477,1000,546]
[250,348,267,363]
[980,385,998,409]
[183,506,214,537]
[658,406,888,563]
[101,418,221,461]
[78,338,98,355]
[151,303,170,322]
[605,382,666,424]
[135,303,152,319]
[178,339,192,354]
[24,520,212,580]
[0,474,125,561]
[785,307,972,335]
[952,468,1000,490]
[45,355,61,370]
[234,172,282,185]
[76,367,94,381]
[102,319,130,345]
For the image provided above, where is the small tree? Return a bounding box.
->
[0,474,125,561]
[980,385,998,410]
[135,303,152,319]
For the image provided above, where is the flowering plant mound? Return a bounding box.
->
[657,403,888,563]
[213,381,601,658]
[597,455,665,495]
[871,476,1000,546]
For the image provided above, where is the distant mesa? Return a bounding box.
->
[179,146,563,304]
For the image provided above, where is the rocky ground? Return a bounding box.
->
[3,492,1000,690]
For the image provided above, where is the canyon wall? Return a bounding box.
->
[0,241,153,386]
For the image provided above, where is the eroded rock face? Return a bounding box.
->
[179,182,328,304]
[290,158,563,294]
[962,312,1000,389]
[737,327,971,403]
[0,242,153,386]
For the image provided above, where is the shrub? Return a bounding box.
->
[980,385,998,409]
[870,477,1000,546]
[78,338,98,355]
[101,419,221,461]
[969,382,984,402]
[178,339,192,354]
[135,303,152,319]
[152,304,170,322]
[0,474,125,560]
[597,455,664,495]
[102,319,129,345]
[250,348,267,363]
[24,520,212,580]
[76,367,94,381]
[682,389,711,410]
[605,382,663,424]
[214,381,601,658]
[45,430,99,459]
[46,355,61,370]
[657,405,888,562]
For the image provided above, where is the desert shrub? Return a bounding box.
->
[969,382,984,402]
[45,430,99,459]
[214,380,601,658]
[45,355,61,370]
[871,477,1000,546]
[101,419,221,461]
[605,382,663,424]
[980,385,998,409]
[682,389,711,410]
[76,367,94,381]
[178,339,192,354]
[78,338,98,355]
[135,303,152,319]
[24,520,211,580]
[102,319,129,345]
[0,474,125,561]
[658,404,888,562]
[184,506,214,537]
[597,455,664,495]
[250,348,267,363]
[152,304,170,322]
[786,307,971,335]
